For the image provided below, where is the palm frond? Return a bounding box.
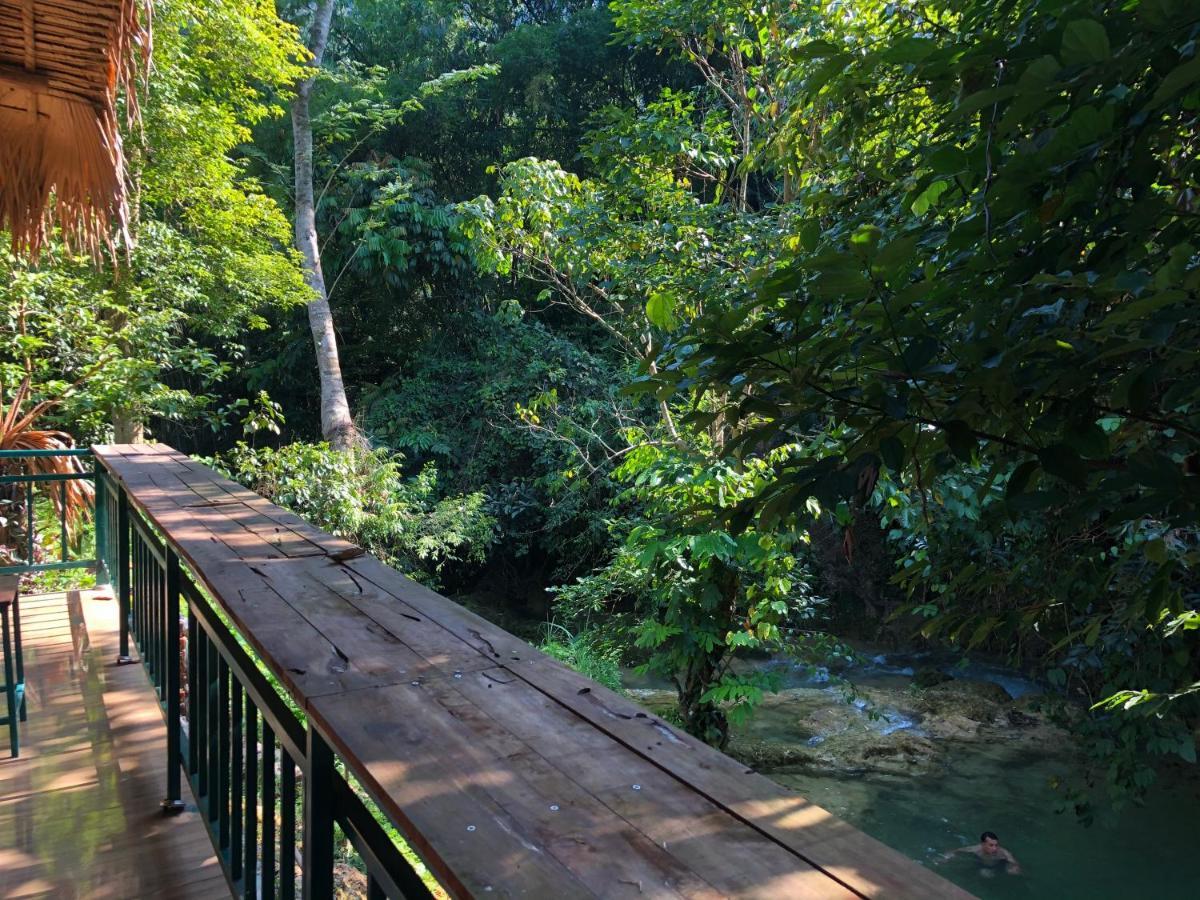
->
[0,379,94,540]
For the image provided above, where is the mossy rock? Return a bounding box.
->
[912,679,1011,723]
[912,666,953,689]
[1005,709,1040,728]
[727,738,819,771]
[626,688,678,720]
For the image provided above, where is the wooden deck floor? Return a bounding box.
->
[0,590,230,899]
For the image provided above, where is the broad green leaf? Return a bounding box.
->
[646,291,678,330]
[1062,20,1111,66]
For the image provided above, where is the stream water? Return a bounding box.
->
[773,739,1198,899]
[627,653,1200,899]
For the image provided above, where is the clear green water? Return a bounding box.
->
[626,653,1199,898]
[774,746,1199,900]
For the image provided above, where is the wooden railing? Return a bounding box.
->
[96,454,432,899]
[89,443,973,900]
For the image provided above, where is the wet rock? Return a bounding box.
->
[952,679,1014,703]
[925,713,983,740]
[728,738,821,770]
[911,678,1012,723]
[913,667,952,689]
[627,688,677,719]
[632,671,1073,782]
[1006,709,1039,728]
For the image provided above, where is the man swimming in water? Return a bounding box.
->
[942,832,1022,876]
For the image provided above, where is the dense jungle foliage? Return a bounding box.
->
[3,0,1198,818]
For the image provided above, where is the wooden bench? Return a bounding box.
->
[95,443,974,899]
[0,573,25,757]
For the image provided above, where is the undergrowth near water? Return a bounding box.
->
[539,623,625,694]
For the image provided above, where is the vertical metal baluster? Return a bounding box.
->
[111,491,118,575]
[2,604,16,757]
[141,538,148,656]
[151,543,157,678]
[148,541,155,679]
[156,549,166,698]
[302,727,334,899]
[24,470,34,568]
[219,656,231,853]
[232,682,244,881]
[117,489,131,663]
[262,724,277,899]
[131,537,139,653]
[163,549,184,813]
[59,481,68,562]
[138,538,147,675]
[142,539,150,665]
[153,542,162,692]
[144,540,152,679]
[94,472,109,586]
[207,637,220,824]
[196,626,209,799]
[245,702,259,900]
[143,538,152,684]
[280,746,295,900]
[187,603,198,777]
[367,874,386,900]
[109,488,117,582]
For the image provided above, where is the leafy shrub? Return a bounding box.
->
[359,309,640,589]
[218,442,495,587]
[539,624,624,694]
[551,436,829,748]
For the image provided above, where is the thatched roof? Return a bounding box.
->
[0,0,148,259]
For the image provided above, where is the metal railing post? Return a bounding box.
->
[302,726,335,899]
[163,547,185,813]
[93,471,109,586]
[116,487,133,664]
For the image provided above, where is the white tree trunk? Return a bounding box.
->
[293,0,355,451]
[112,408,144,444]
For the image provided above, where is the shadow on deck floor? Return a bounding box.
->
[0,590,229,899]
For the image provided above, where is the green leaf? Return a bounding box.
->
[1129,451,1183,492]
[874,235,917,275]
[1061,20,1111,66]
[943,420,975,462]
[1147,55,1200,110]
[1064,422,1110,459]
[850,224,882,256]
[811,266,871,300]
[879,435,905,473]
[646,292,678,330]
[911,180,949,215]
[1006,460,1040,498]
[1038,443,1086,488]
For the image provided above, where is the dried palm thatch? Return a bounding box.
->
[0,0,150,260]
[0,378,94,566]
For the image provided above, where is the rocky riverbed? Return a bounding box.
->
[627,659,1070,780]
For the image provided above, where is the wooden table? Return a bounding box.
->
[94,444,974,900]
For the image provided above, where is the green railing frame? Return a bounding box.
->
[4,448,434,896]
[96,464,434,900]
[0,448,100,578]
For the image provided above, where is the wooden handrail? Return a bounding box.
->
[94,443,975,900]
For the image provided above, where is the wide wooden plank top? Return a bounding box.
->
[93,444,974,900]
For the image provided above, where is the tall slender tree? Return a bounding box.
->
[292,0,356,450]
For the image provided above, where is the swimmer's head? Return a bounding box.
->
[980,832,1000,853]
